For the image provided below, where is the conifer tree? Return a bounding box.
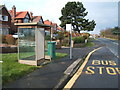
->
[59,1,96,33]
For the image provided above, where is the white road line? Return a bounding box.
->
[113,42,118,45]
[107,47,119,58]
[117,56,119,58]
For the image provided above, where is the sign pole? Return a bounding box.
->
[70,26,72,59]
[66,24,72,60]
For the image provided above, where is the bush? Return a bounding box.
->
[15,39,18,45]
[56,32,64,41]
[83,35,88,39]
[5,34,15,45]
[72,36,85,44]
[45,35,51,40]
[82,33,90,39]
[62,38,69,46]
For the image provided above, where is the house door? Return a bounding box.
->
[36,28,45,60]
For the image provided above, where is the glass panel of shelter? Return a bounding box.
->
[18,28,36,61]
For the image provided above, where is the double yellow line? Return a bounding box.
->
[63,47,102,89]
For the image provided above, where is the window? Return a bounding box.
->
[39,19,43,24]
[54,25,57,30]
[2,16,8,21]
[0,28,2,34]
[0,15,2,21]
[23,14,30,23]
[0,15,8,21]
[1,28,9,35]
[23,18,29,23]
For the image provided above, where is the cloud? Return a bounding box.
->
[82,2,118,34]
[2,0,118,34]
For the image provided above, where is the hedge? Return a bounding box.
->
[72,36,85,44]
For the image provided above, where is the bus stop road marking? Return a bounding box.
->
[63,47,102,89]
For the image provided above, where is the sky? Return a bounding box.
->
[1,0,119,34]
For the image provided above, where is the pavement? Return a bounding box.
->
[2,39,104,89]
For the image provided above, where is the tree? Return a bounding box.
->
[100,27,120,40]
[100,30,105,37]
[56,31,65,46]
[100,28,112,37]
[59,1,96,33]
[111,27,120,35]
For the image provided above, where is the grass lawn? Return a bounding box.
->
[2,52,67,85]
[55,53,68,60]
[85,38,95,47]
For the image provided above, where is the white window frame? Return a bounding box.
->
[23,18,29,23]
[23,14,30,23]
[2,15,8,21]
[1,28,9,35]
[39,19,43,24]
[0,15,2,21]
[0,28,2,35]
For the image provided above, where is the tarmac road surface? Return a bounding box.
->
[69,38,119,89]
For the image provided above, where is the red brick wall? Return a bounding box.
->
[2,7,11,27]
[1,7,11,33]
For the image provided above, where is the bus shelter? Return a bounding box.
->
[15,22,51,66]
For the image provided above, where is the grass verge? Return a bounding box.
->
[54,53,68,60]
[2,52,67,85]
[84,42,95,47]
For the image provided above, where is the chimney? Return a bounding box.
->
[12,5,16,19]
[30,12,33,19]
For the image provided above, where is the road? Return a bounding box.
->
[3,38,119,89]
[97,38,119,58]
[65,38,119,89]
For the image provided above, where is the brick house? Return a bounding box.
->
[52,23,57,33]
[9,5,31,34]
[44,20,59,36]
[44,20,52,35]
[44,20,52,27]
[29,12,50,36]
[0,5,11,35]
[31,14,44,24]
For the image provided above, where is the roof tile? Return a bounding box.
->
[15,11,28,18]
[9,10,28,19]
[32,16,42,22]
[44,20,52,25]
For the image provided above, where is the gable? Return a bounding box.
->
[32,16,43,24]
[39,17,44,24]
[44,20,52,25]
[16,11,28,19]
[25,13,30,19]
[0,6,11,17]
[23,13,31,23]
